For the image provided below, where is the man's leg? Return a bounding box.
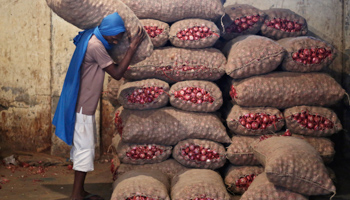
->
[71,171,87,199]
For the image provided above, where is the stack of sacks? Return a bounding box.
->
[108,0,233,199]
[220,3,344,199]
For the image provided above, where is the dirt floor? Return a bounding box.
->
[1,150,350,200]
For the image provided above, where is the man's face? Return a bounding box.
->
[103,32,124,45]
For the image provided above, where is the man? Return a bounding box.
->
[53,12,146,200]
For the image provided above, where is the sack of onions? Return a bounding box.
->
[230,72,345,109]
[171,169,231,200]
[226,105,284,136]
[172,139,226,170]
[117,79,169,110]
[260,8,308,40]
[241,172,308,200]
[218,4,266,40]
[169,19,220,49]
[251,136,336,196]
[284,106,342,137]
[119,0,224,23]
[111,169,170,200]
[226,136,260,166]
[112,158,188,180]
[123,47,226,83]
[112,135,172,165]
[224,165,264,194]
[120,107,231,145]
[46,0,153,65]
[223,35,286,79]
[278,36,337,72]
[169,80,223,112]
[141,19,169,47]
[292,134,335,164]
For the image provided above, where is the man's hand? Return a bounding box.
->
[128,26,146,50]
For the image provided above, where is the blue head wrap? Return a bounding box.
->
[53,12,125,145]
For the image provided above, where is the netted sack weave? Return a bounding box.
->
[112,135,172,165]
[278,36,337,72]
[292,134,335,164]
[169,19,220,49]
[260,8,308,40]
[252,136,336,196]
[226,105,284,136]
[169,80,223,112]
[219,4,266,40]
[117,79,169,110]
[46,0,153,65]
[141,19,169,47]
[111,169,170,200]
[226,136,259,166]
[120,0,224,23]
[241,172,308,200]
[172,139,226,170]
[230,72,345,109]
[284,106,342,137]
[223,35,285,79]
[224,165,264,194]
[106,78,126,107]
[123,47,226,83]
[120,107,231,145]
[113,159,188,180]
[171,169,231,200]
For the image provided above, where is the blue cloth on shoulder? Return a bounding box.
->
[52,12,125,145]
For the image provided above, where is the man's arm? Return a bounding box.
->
[104,27,146,80]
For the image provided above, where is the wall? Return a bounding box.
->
[0,0,349,157]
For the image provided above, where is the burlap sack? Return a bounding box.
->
[113,158,188,180]
[293,134,335,164]
[111,169,170,200]
[169,80,223,112]
[284,106,342,137]
[224,165,264,194]
[112,135,172,165]
[260,8,308,40]
[119,107,231,145]
[172,139,226,170]
[169,19,220,49]
[226,105,284,135]
[277,36,337,72]
[120,0,224,23]
[223,35,285,79]
[113,106,130,136]
[46,0,153,65]
[171,169,231,200]
[252,136,336,196]
[117,79,170,110]
[141,19,169,47]
[241,172,308,200]
[123,47,227,83]
[226,136,260,166]
[219,4,266,40]
[230,72,345,108]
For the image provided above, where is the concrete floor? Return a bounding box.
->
[1,151,350,200]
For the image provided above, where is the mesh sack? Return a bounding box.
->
[169,19,220,49]
[277,36,337,72]
[226,105,284,135]
[226,136,260,166]
[169,80,223,112]
[260,8,308,40]
[230,72,345,109]
[172,139,226,170]
[46,0,153,65]
[124,47,226,83]
[171,169,231,200]
[141,19,169,48]
[223,35,285,79]
[117,79,170,110]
